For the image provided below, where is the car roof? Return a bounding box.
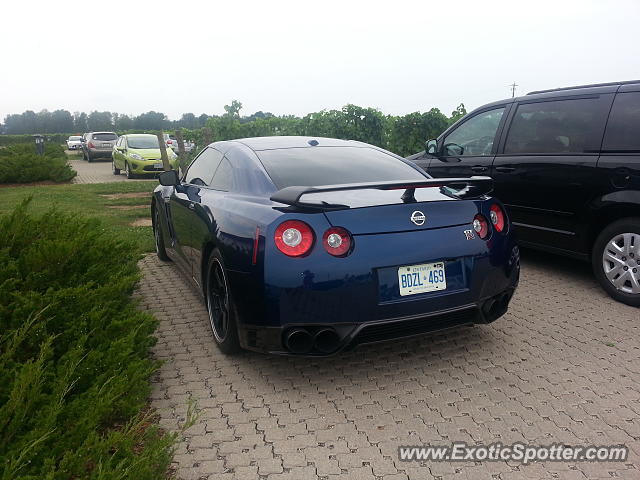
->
[125,133,156,137]
[231,136,365,151]
[91,131,116,134]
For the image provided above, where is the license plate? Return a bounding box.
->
[154,163,163,169]
[102,143,111,148]
[398,261,446,296]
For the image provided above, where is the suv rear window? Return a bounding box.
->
[602,92,640,152]
[258,147,425,189]
[504,98,606,154]
[93,133,117,141]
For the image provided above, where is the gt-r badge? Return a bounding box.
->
[410,211,426,226]
[464,229,475,240]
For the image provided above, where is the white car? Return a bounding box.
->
[66,135,83,150]
[163,133,195,153]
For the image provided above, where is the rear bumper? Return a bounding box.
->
[88,149,113,158]
[238,286,516,356]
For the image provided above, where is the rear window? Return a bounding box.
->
[602,92,640,152]
[258,147,425,189]
[128,136,159,149]
[68,136,82,141]
[93,133,117,141]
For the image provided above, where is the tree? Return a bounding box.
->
[223,100,242,118]
[449,103,467,125]
[134,111,167,130]
[179,113,198,129]
[74,112,88,132]
[87,111,113,131]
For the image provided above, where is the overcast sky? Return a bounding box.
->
[1,0,638,121]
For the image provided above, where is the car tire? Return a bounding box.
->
[592,218,640,307]
[153,207,170,261]
[205,250,241,354]
[125,162,134,179]
[112,160,121,175]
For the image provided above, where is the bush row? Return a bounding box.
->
[0,202,175,479]
[0,143,76,183]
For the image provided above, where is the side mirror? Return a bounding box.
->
[425,139,438,156]
[159,169,180,186]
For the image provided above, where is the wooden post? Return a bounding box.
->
[156,132,171,171]
[174,129,187,175]
[202,126,213,146]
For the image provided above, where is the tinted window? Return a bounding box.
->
[443,108,504,156]
[185,148,223,186]
[128,136,159,149]
[602,92,640,152]
[93,133,117,141]
[209,158,234,191]
[505,98,604,154]
[258,147,425,189]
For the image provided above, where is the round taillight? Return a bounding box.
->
[274,220,314,257]
[323,227,352,257]
[490,204,506,233]
[473,214,490,239]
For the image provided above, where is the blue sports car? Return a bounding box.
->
[152,136,520,355]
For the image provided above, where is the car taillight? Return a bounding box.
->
[473,214,490,239]
[323,227,352,257]
[274,220,314,257]
[88,142,94,148]
[167,140,173,144]
[489,204,506,233]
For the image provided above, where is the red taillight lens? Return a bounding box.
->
[88,142,95,148]
[490,204,505,232]
[274,220,314,257]
[167,140,173,144]
[322,227,352,257]
[473,214,490,239]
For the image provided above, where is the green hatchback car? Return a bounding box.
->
[112,134,179,178]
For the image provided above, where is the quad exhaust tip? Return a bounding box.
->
[285,328,314,354]
[314,329,341,354]
[284,327,341,354]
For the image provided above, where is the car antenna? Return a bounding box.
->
[401,187,417,203]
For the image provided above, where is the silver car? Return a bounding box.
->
[83,132,118,162]
[66,135,83,150]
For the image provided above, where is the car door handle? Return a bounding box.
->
[495,166,515,173]
[471,165,488,173]
[188,202,195,210]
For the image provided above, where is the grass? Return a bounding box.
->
[0,181,158,252]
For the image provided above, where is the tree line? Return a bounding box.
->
[1,101,467,157]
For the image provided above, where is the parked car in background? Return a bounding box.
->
[66,135,83,150]
[113,134,179,178]
[408,80,640,306]
[82,131,118,162]
[163,133,195,153]
[152,136,520,355]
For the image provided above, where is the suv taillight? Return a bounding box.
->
[274,220,314,257]
[490,204,506,233]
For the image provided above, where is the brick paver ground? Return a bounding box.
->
[138,250,640,480]
[69,157,153,184]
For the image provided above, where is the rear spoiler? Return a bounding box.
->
[270,177,493,209]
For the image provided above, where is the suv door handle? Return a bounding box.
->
[495,166,515,173]
[471,165,488,172]
[188,202,195,210]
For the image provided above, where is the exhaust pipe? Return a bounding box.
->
[314,328,340,354]
[284,328,314,354]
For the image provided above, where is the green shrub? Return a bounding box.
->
[0,201,175,480]
[0,143,76,183]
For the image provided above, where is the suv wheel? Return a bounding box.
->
[593,218,640,307]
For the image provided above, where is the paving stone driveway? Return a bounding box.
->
[138,251,639,480]
[69,157,153,184]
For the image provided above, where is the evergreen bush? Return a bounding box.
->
[0,202,175,479]
[0,143,76,183]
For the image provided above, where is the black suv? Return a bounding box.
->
[408,80,640,306]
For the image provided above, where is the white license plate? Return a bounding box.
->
[102,143,111,148]
[398,261,446,296]
[154,163,163,169]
